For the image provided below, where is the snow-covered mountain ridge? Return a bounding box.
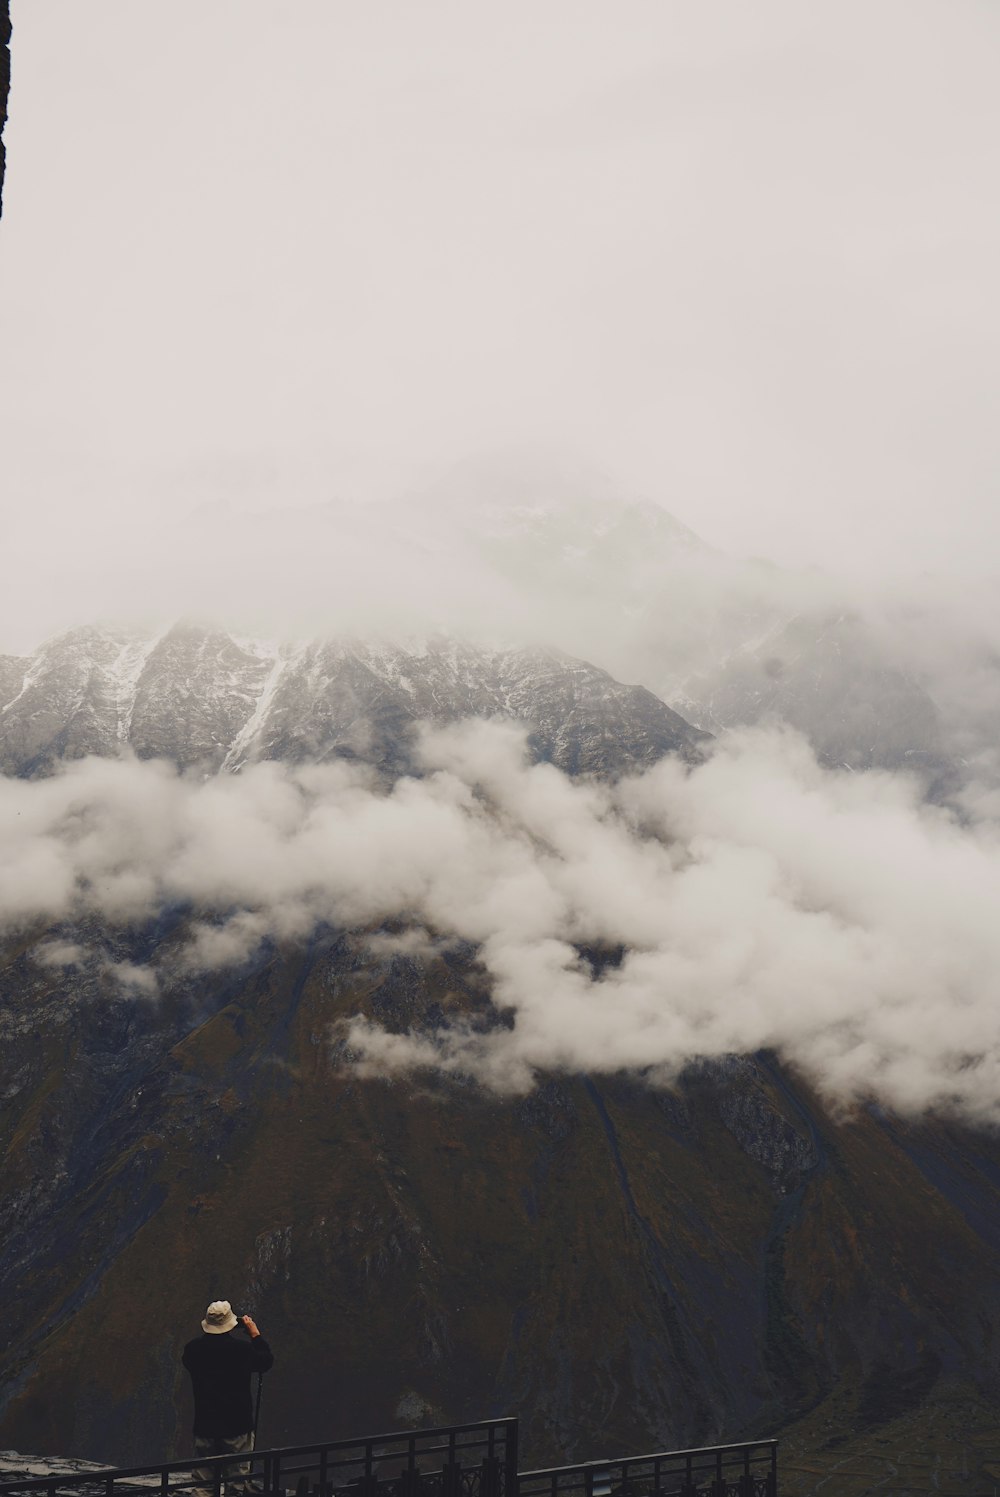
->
[0,622,707,779]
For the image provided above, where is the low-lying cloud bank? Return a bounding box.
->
[4,722,1000,1120]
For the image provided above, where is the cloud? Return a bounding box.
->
[5,722,1000,1121]
[32,939,88,969]
[364,928,460,961]
[102,959,160,997]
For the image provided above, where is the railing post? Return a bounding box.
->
[442,1463,462,1497]
[480,1455,502,1497]
[708,1445,726,1497]
[504,1420,519,1497]
[400,1469,423,1497]
[738,1443,755,1497]
[589,1467,612,1497]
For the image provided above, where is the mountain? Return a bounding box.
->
[408,452,705,601]
[674,611,958,795]
[2,623,1000,1493]
[401,460,790,702]
[0,624,708,780]
[389,464,991,805]
[3,919,1000,1485]
[145,467,789,721]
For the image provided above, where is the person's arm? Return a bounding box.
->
[241,1317,274,1372]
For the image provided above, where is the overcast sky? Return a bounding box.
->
[2,1,999,653]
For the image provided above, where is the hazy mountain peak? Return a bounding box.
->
[412,447,704,549]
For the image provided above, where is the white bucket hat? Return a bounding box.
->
[202,1300,238,1334]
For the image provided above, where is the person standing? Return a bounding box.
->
[183,1300,274,1497]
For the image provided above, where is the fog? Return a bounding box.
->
[6,721,1000,1121]
[2,2,1000,654]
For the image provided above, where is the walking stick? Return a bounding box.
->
[253,1370,264,1447]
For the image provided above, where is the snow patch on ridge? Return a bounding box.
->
[0,654,47,715]
[221,641,287,772]
[105,629,165,743]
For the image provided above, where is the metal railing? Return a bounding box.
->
[518,1440,777,1497]
[0,1418,518,1497]
[0,1425,775,1497]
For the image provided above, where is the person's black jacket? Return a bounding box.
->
[182,1330,275,1437]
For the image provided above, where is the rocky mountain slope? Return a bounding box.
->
[1,624,999,1490]
[0,624,707,779]
[2,916,1000,1483]
[675,612,956,793]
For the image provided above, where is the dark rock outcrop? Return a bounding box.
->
[0,2,9,218]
